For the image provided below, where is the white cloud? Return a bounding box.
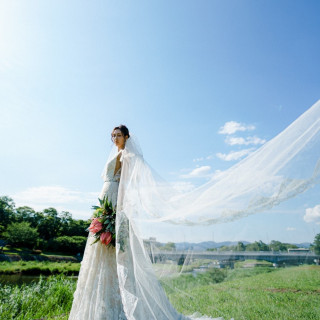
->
[181,165,212,178]
[225,136,266,146]
[286,227,296,231]
[219,121,255,135]
[12,186,99,220]
[304,205,320,224]
[14,186,97,204]
[216,148,254,161]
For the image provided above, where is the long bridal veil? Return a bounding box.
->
[111,100,320,319]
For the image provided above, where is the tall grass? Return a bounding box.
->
[0,274,75,320]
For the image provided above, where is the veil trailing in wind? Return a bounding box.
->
[105,100,320,319]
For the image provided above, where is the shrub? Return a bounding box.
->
[3,222,39,249]
[48,236,87,255]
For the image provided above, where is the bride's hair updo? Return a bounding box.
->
[111,124,130,140]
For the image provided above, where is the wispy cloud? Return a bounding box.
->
[216,120,265,162]
[180,165,212,178]
[304,204,320,224]
[218,121,255,135]
[12,186,99,219]
[216,148,254,161]
[14,186,97,204]
[193,155,214,162]
[225,136,266,146]
[286,227,296,231]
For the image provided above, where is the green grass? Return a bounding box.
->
[0,274,75,320]
[0,264,319,319]
[2,246,77,258]
[0,260,80,275]
[166,265,320,320]
[224,266,275,282]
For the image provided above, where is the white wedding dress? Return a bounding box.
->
[68,152,128,320]
[68,151,209,320]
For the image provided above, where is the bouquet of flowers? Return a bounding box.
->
[88,196,116,247]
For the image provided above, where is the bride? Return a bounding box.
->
[68,125,193,320]
[69,101,320,320]
[68,125,129,320]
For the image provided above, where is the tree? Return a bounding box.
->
[269,240,298,252]
[4,221,39,248]
[313,233,320,255]
[37,208,62,240]
[0,196,15,229]
[219,245,234,251]
[246,241,269,252]
[15,206,37,225]
[235,242,246,252]
[68,219,90,237]
[258,240,270,251]
[59,212,89,237]
[269,240,286,251]
[161,242,176,251]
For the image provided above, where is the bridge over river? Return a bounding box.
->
[150,251,320,265]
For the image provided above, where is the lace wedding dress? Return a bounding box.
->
[68,151,127,320]
[68,151,213,320]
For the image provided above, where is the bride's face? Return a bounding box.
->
[112,129,126,149]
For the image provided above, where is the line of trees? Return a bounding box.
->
[2,195,320,256]
[207,239,319,253]
[0,196,90,255]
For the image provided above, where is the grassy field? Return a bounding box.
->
[0,264,319,319]
[0,260,80,275]
[165,265,320,320]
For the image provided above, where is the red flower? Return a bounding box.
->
[100,232,112,245]
[89,218,103,233]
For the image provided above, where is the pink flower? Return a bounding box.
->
[89,218,103,233]
[100,232,112,245]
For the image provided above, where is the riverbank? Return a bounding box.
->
[0,261,80,276]
[0,253,78,263]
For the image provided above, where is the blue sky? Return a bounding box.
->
[1,0,320,243]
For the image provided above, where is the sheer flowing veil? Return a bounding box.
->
[109,100,320,319]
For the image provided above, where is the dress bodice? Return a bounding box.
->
[103,152,121,183]
[99,151,122,208]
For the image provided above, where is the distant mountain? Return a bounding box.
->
[292,242,312,248]
[173,241,312,251]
